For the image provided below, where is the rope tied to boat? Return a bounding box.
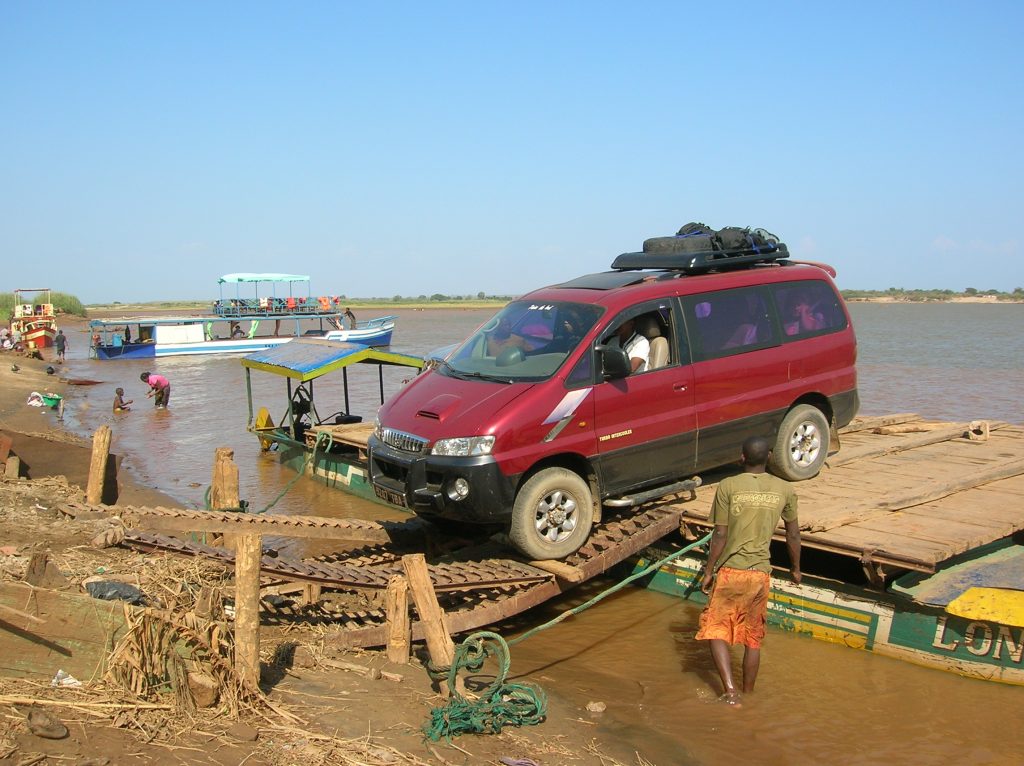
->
[423,530,713,741]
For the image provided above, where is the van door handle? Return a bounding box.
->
[673,383,688,392]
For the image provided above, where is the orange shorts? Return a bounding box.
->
[695,567,771,649]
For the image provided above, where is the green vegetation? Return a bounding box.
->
[841,287,1024,302]
[1,291,87,318]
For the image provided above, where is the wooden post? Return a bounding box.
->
[234,533,262,688]
[211,447,241,548]
[210,447,240,510]
[385,575,411,664]
[85,425,111,504]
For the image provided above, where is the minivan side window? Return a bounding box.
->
[597,303,679,375]
[771,280,847,340]
[683,287,777,361]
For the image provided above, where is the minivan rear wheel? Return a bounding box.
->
[770,405,829,481]
[510,468,593,560]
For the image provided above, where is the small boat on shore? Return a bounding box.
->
[631,415,1024,685]
[242,338,424,503]
[88,274,396,360]
[10,288,58,349]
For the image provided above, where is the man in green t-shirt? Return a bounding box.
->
[697,436,802,704]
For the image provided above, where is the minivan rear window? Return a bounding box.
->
[771,280,847,339]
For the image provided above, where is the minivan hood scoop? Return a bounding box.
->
[417,394,461,421]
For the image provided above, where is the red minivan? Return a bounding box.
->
[369,243,858,559]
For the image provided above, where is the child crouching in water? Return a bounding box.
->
[113,387,133,413]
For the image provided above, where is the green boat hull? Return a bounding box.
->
[634,548,1024,686]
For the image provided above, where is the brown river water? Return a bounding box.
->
[57,303,1024,765]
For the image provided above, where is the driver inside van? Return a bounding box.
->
[608,317,650,373]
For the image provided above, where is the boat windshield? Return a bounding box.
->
[442,301,604,383]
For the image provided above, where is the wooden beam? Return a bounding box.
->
[85,425,111,505]
[401,554,454,670]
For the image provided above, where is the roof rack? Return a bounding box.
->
[610,243,790,274]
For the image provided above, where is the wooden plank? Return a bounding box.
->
[839,413,921,433]
[0,582,128,681]
[810,458,1024,532]
[385,575,410,664]
[811,527,947,564]
[849,513,995,550]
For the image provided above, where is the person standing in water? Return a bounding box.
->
[139,371,171,408]
[697,435,801,705]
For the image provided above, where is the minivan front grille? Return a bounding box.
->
[381,427,428,454]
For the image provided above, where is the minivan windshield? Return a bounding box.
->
[442,301,604,382]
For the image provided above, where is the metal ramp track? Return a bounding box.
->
[122,503,686,648]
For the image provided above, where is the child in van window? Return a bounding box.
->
[785,292,825,336]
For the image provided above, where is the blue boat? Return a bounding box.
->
[89,274,396,360]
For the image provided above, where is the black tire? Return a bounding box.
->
[509,468,593,560]
[770,404,830,481]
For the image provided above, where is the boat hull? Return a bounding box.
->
[91,320,394,360]
[634,550,1024,685]
[262,434,388,506]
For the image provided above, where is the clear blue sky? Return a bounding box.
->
[2,2,1022,303]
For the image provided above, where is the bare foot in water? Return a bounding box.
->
[718,692,743,707]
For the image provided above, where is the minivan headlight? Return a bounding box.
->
[431,435,495,457]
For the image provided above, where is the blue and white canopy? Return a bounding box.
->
[218,273,310,284]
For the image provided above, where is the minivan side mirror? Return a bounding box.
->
[597,344,631,379]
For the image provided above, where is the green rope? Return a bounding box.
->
[423,531,713,740]
[423,631,547,741]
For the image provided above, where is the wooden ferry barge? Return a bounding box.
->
[70,413,1024,686]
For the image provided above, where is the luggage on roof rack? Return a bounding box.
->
[613,223,789,273]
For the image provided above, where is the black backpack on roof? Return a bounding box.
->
[642,221,715,254]
[643,222,781,255]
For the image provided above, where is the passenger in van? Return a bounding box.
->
[785,292,825,335]
[608,317,649,373]
[486,318,529,356]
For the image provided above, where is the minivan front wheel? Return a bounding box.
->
[771,405,830,481]
[510,468,593,560]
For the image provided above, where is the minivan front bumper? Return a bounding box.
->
[368,436,518,523]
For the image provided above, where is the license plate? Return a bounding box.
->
[374,484,407,508]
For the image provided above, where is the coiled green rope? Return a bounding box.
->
[423,530,713,741]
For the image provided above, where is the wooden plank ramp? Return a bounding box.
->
[674,418,1024,573]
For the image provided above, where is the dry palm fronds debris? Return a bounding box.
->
[105,605,264,718]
